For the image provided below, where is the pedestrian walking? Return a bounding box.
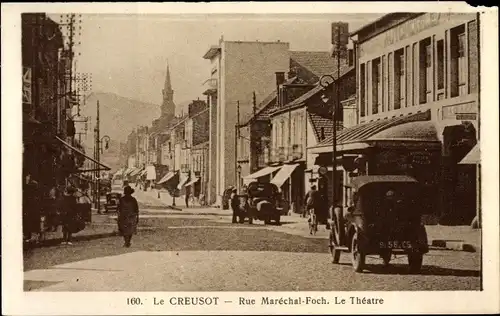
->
[23,173,41,242]
[117,185,139,248]
[45,186,60,232]
[185,186,191,208]
[230,188,239,224]
[60,186,80,245]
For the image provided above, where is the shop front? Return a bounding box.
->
[310,110,443,218]
[270,162,305,214]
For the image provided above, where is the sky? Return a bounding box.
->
[50,13,383,108]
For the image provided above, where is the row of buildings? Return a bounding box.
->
[23,13,105,199]
[123,12,480,225]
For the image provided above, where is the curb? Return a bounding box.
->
[431,240,478,253]
[23,231,118,249]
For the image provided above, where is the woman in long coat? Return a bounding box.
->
[117,186,139,247]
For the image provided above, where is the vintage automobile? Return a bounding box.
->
[244,181,282,225]
[104,192,122,213]
[328,175,429,273]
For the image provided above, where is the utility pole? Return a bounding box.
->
[235,101,240,191]
[96,100,101,213]
[252,91,257,117]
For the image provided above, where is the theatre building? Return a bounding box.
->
[310,13,480,225]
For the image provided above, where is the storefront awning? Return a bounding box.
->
[184,177,200,187]
[177,173,190,189]
[271,164,299,187]
[55,136,111,172]
[129,168,143,177]
[157,171,175,184]
[146,165,156,180]
[242,166,281,181]
[460,143,480,165]
[309,110,436,154]
[124,168,135,176]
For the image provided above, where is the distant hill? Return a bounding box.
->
[77,92,161,172]
[79,91,161,145]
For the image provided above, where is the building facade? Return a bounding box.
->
[310,12,480,225]
[203,39,290,205]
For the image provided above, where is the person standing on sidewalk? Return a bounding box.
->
[185,186,191,208]
[60,186,78,245]
[230,188,239,224]
[117,186,139,248]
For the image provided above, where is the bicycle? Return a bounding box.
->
[308,208,318,235]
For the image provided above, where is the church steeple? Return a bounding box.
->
[164,62,172,92]
[161,61,175,119]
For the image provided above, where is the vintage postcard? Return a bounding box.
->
[2,2,499,315]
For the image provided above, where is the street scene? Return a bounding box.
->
[21,11,482,292]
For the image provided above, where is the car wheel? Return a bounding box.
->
[351,232,365,273]
[408,253,423,273]
[329,232,341,264]
[381,250,392,266]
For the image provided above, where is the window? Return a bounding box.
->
[394,49,405,109]
[468,20,479,93]
[320,127,325,140]
[419,37,432,104]
[450,24,466,97]
[406,46,411,105]
[388,52,393,111]
[348,49,354,67]
[360,63,366,116]
[372,57,381,114]
[436,39,445,97]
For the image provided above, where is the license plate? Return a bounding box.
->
[379,241,413,249]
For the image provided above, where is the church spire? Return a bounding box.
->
[161,60,175,119]
[164,61,172,92]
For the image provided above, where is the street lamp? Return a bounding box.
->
[100,135,111,153]
[95,134,110,214]
[319,74,339,210]
[169,149,176,207]
[236,164,242,192]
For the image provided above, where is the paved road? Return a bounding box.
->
[24,212,481,291]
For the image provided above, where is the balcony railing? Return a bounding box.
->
[290,144,303,160]
[180,164,190,173]
[202,78,218,95]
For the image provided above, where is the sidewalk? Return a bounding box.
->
[256,212,481,253]
[24,212,117,248]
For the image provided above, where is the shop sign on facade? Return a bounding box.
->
[410,151,433,165]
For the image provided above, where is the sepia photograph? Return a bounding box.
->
[2,2,499,315]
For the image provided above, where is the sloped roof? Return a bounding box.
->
[290,51,338,78]
[313,110,433,148]
[273,65,355,115]
[240,77,298,126]
[308,112,334,142]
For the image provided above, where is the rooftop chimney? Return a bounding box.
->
[275,72,286,106]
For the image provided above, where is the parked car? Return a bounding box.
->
[104,192,121,213]
[244,181,281,225]
[328,175,429,273]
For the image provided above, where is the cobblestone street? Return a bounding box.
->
[24,191,481,291]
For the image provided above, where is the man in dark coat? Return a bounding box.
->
[230,188,239,224]
[60,186,78,245]
[23,174,41,242]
